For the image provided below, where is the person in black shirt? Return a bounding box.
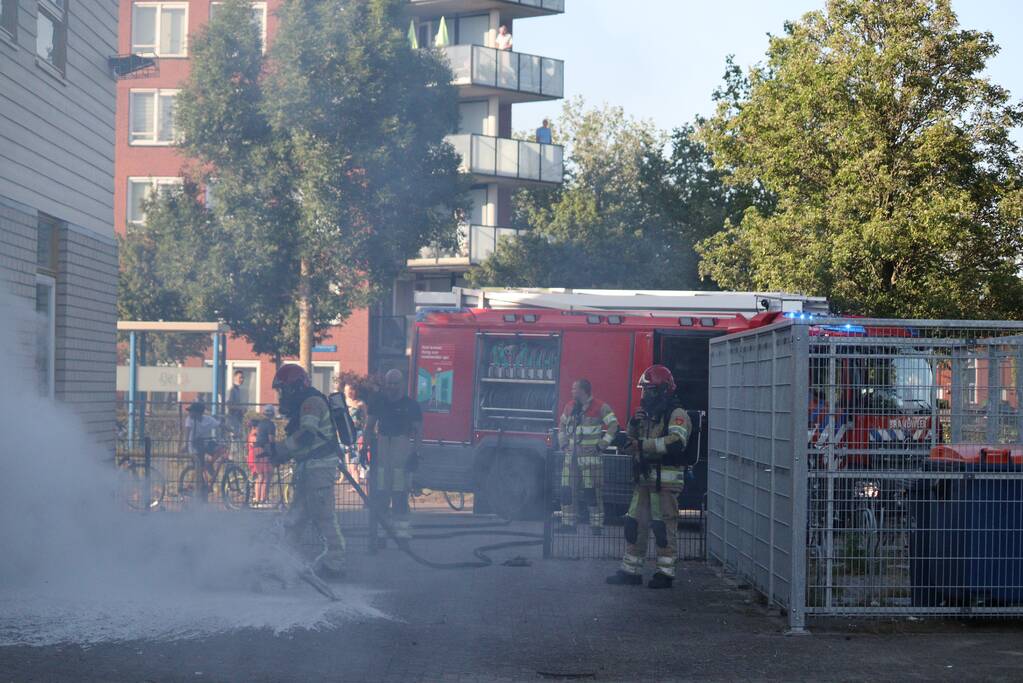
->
[363,369,422,550]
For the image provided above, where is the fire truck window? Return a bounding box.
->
[476,336,560,433]
[657,335,711,412]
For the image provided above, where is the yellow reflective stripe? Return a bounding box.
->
[576,425,601,434]
[602,412,617,425]
[577,456,602,465]
[668,425,688,437]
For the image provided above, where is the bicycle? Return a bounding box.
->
[259,464,295,510]
[178,441,251,509]
[115,451,166,511]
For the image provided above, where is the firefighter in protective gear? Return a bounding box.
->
[557,378,618,534]
[607,365,691,589]
[267,364,347,580]
[363,369,422,551]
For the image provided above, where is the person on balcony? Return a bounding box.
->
[495,25,513,51]
[535,119,553,145]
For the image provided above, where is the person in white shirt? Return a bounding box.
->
[495,25,513,51]
[183,401,221,457]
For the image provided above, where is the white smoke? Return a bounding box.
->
[0,289,387,647]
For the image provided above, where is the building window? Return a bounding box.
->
[311,362,339,396]
[1,0,17,38]
[36,1,68,75]
[37,213,60,274]
[127,176,182,226]
[36,275,56,398]
[131,2,187,57]
[210,1,267,52]
[129,89,179,144]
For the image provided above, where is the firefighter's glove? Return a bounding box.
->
[610,430,631,452]
[405,451,419,472]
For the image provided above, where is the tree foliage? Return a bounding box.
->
[470,99,757,290]
[697,0,1023,317]
[139,0,464,359]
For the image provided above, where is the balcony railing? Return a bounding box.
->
[444,44,563,99]
[412,224,523,265]
[447,133,563,184]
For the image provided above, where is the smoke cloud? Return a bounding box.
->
[0,290,385,647]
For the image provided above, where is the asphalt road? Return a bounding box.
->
[2,517,1023,682]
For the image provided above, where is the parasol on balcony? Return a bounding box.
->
[408,20,419,49]
[434,16,450,48]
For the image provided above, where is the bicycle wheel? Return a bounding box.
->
[443,490,466,512]
[178,464,199,499]
[221,463,251,510]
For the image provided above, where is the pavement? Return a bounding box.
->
[2,513,1023,682]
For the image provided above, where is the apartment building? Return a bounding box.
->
[0,0,119,446]
[114,0,564,405]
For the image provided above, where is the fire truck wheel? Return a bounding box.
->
[485,452,540,520]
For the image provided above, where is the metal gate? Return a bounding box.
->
[708,318,1023,631]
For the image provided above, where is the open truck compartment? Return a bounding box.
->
[474,334,561,434]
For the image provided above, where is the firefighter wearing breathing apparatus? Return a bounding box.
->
[267,364,347,580]
[557,378,618,534]
[607,365,691,589]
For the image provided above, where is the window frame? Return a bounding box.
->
[311,361,341,396]
[36,0,68,76]
[129,88,180,145]
[127,176,183,227]
[1,0,17,40]
[35,273,56,399]
[131,1,188,58]
[209,1,267,53]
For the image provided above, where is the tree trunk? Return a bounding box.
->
[299,257,313,374]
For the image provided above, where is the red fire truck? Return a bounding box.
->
[409,290,829,518]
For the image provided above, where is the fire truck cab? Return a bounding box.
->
[409,289,828,518]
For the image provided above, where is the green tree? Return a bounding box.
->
[470,100,754,289]
[697,0,1023,317]
[144,0,464,368]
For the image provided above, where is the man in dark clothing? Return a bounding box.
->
[226,369,246,453]
[362,369,422,550]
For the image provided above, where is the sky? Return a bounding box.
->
[510,0,1023,139]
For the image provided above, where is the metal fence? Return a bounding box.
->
[545,450,706,562]
[708,318,1023,631]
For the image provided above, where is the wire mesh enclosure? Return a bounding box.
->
[545,451,707,562]
[708,318,1023,631]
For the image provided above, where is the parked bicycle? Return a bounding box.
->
[178,441,250,509]
[116,450,166,511]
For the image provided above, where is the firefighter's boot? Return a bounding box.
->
[648,572,673,589]
[606,569,642,586]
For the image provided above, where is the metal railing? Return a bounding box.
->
[708,318,1023,631]
[544,449,706,562]
[412,223,523,265]
[444,44,563,98]
[446,133,564,184]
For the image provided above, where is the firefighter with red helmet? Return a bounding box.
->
[607,364,691,589]
[267,364,347,579]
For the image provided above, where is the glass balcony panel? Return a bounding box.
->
[444,44,471,84]
[541,143,564,183]
[519,54,541,93]
[470,225,498,262]
[496,138,520,177]
[541,57,563,97]
[472,135,497,175]
[447,134,471,172]
[473,44,497,86]
[542,0,565,11]
[519,141,541,180]
[519,0,542,7]
[497,50,519,90]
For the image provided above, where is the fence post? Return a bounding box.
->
[143,436,152,514]
[787,324,810,635]
[542,447,552,559]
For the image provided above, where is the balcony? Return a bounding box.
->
[444,44,563,101]
[408,224,523,269]
[408,0,564,20]
[447,133,563,185]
